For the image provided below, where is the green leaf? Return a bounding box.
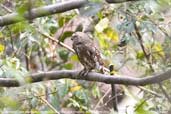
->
[135,99,155,114]
[0,32,3,38]
[117,21,135,33]
[96,32,110,49]
[136,51,145,60]
[0,96,19,109]
[63,63,73,70]
[141,15,149,21]
[68,98,80,108]
[158,18,164,21]
[0,44,4,53]
[56,80,69,98]
[49,94,60,109]
[60,31,73,42]
[11,22,28,33]
[104,27,119,43]
[58,16,73,27]
[136,108,154,114]
[95,18,109,33]
[70,55,79,61]
[17,2,28,15]
[58,49,69,61]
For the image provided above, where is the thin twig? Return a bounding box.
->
[94,88,111,109]
[0,4,12,13]
[25,43,29,71]
[103,93,123,107]
[38,30,75,53]
[137,86,162,97]
[158,83,171,103]
[19,89,58,102]
[38,48,45,71]
[134,22,154,72]
[37,95,60,114]
[6,26,14,52]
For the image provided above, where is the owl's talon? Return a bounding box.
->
[79,69,89,76]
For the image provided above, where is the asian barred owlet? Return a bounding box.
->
[71,32,104,76]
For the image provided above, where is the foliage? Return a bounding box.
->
[0,0,171,113]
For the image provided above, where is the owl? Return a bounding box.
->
[71,32,103,76]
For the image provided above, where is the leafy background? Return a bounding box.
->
[0,0,171,113]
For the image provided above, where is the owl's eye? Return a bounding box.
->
[76,42,82,45]
[71,36,76,40]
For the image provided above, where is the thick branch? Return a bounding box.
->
[0,0,88,26]
[0,0,146,26]
[105,0,141,3]
[1,69,171,87]
[0,78,19,87]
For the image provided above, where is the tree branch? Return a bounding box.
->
[105,0,141,3]
[0,0,88,26]
[0,0,145,26]
[0,69,171,87]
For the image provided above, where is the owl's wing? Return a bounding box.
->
[85,43,104,67]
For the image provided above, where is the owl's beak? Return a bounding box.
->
[71,36,73,40]
[71,36,74,40]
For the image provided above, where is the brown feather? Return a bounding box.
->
[71,32,103,73]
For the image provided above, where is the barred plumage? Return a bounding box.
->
[71,32,103,76]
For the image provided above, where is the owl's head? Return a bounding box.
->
[71,32,84,40]
[71,32,90,42]
[71,32,83,46]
